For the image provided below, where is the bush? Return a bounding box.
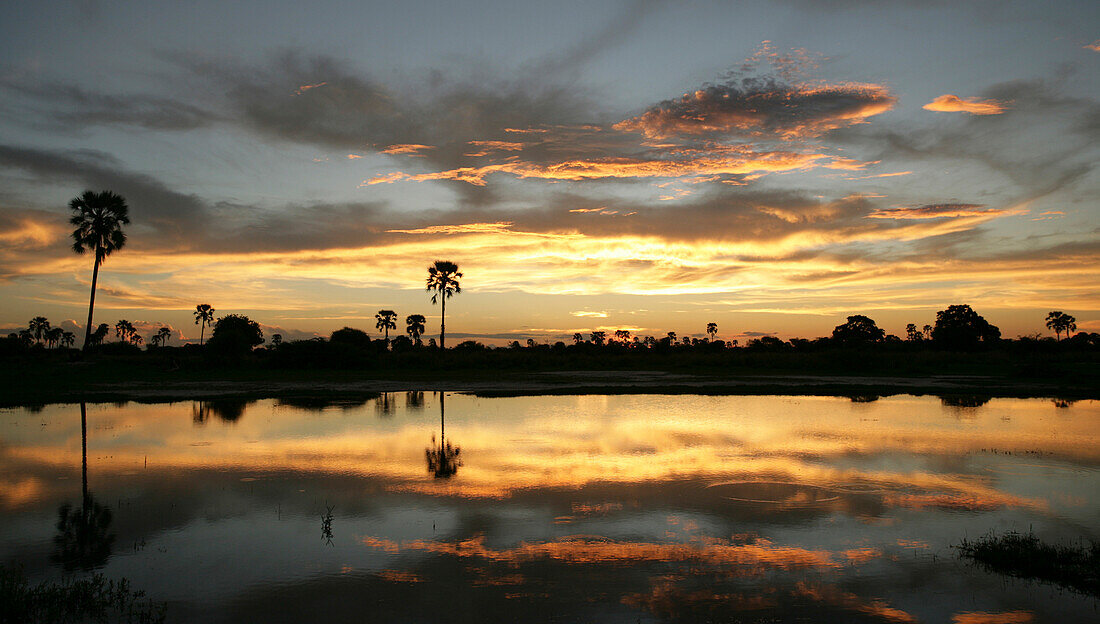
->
[206,315,263,356]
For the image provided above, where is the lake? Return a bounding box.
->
[2,393,1097,622]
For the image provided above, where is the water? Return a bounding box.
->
[1,394,1097,622]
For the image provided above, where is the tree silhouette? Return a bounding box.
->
[17,329,33,346]
[86,323,109,347]
[905,323,923,342]
[271,333,283,347]
[60,331,76,349]
[206,315,263,355]
[53,403,114,571]
[114,320,138,344]
[1045,311,1077,341]
[70,190,129,352]
[572,332,583,345]
[375,309,398,343]
[590,330,606,345]
[425,393,461,479]
[29,316,50,345]
[932,305,1000,348]
[426,261,462,349]
[831,315,885,344]
[45,326,63,348]
[706,322,718,341]
[406,314,426,345]
[194,304,215,346]
[614,329,631,343]
[157,326,171,346]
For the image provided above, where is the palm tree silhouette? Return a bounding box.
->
[572,332,583,345]
[425,261,462,349]
[156,326,171,346]
[1045,311,1077,341]
[29,316,51,345]
[406,314,426,345]
[375,309,398,343]
[70,191,130,352]
[87,323,109,347]
[53,402,114,571]
[194,304,215,345]
[45,326,63,348]
[614,329,631,343]
[115,320,138,344]
[60,331,76,349]
[706,322,718,340]
[425,393,461,478]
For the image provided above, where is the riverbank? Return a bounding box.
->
[2,365,1095,407]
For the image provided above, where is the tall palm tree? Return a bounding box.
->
[1046,311,1077,341]
[406,314,426,344]
[29,316,51,345]
[375,309,398,342]
[70,191,129,352]
[194,304,215,345]
[425,261,462,349]
[706,322,718,340]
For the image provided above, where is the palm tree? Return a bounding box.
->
[87,323,109,347]
[590,330,606,345]
[157,326,172,346]
[614,329,631,343]
[194,304,215,345]
[115,320,137,344]
[29,316,50,345]
[667,331,676,345]
[45,326,63,348]
[375,309,398,343]
[572,332,583,345]
[70,191,129,352]
[406,314,426,344]
[706,322,718,340]
[60,331,76,349]
[425,261,462,349]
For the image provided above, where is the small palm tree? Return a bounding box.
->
[590,330,606,345]
[706,322,718,340]
[194,304,215,345]
[87,324,109,347]
[157,326,172,346]
[667,331,676,345]
[45,326,63,348]
[406,314,426,345]
[271,334,283,347]
[115,320,137,344]
[29,316,51,345]
[17,329,34,346]
[572,332,583,345]
[70,191,129,352]
[614,329,631,343]
[426,261,462,349]
[375,309,398,342]
[60,331,76,349]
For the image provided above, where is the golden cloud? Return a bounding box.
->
[922,95,1006,115]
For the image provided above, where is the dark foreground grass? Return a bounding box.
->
[0,565,166,624]
[956,531,1100,596]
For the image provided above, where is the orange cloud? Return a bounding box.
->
[1085,40,1100,52]
[866,204,1004,220]
[293,81,327,95]
[379,144,435,156]
[952,611,1034,624]
[366,149,826,186]
[922,94,1006,115]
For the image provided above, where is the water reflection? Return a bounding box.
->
[425,393,461,479]
[405,391,424,410]
[192,398,252,423]
[1,395,1097,623]
[51,402,114,571]
[375,393,395,417]
[940,394,992,409]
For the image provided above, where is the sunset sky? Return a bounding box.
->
[1,0,1097,345]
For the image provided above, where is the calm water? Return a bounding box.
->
[1,394,1098,622]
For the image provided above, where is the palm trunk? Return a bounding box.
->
[440,296,446,349]
[80,402,89,510]
[82,255,101,351]
[200,320,206,346]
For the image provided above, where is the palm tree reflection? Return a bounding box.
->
[192,399,250,423]
[52,402,114,571]
[425,393,461,479]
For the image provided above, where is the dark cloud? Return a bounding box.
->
[614,76,895,140]
[0,81,217,131]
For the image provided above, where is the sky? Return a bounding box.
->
[0,0,1097,345]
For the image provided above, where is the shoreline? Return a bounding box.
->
[3,370,1094,406]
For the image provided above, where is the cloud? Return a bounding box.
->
[614,78,895,140]
[865,204,1006,220]
[571,311,608,318]
[1085,40,1100,52]
[922,94,1006,115]
[0,80,218,131]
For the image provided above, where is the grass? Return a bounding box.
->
[0,565,166,623]
[956,530,1100,596]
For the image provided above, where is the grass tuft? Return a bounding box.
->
[956,530,1100,596]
